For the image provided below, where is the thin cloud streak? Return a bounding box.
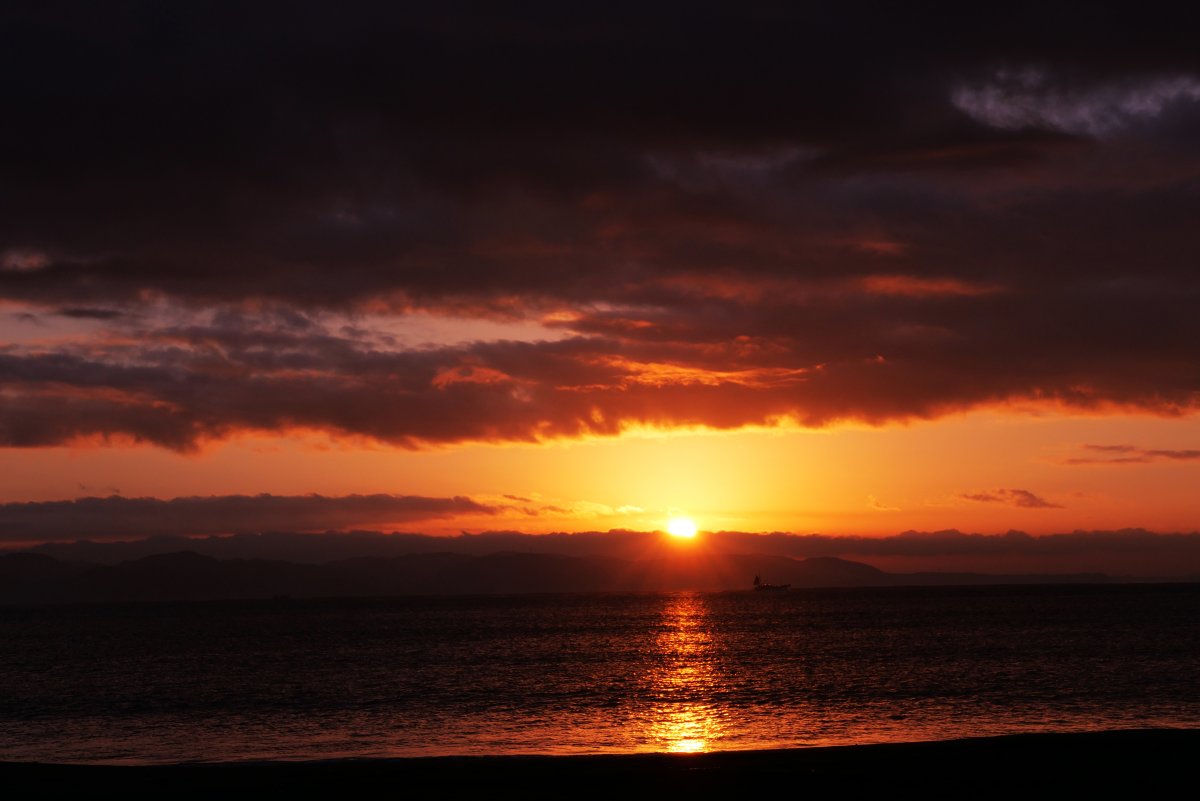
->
[0,494,495,542]
[961,489,1064,509]
[953,70,1200,136]
[1063,444,1200,464]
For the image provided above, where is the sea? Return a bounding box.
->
[2,584,1198,764]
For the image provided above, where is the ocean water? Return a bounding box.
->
[2,584,1198,764]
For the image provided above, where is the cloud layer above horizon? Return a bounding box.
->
[8,511,1199,577]
[0,493,494,542]
[3,2,1200,450]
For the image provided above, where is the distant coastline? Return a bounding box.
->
[0,549,1156,605]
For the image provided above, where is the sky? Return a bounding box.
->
[2,2,1199,568]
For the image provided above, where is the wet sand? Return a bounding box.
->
[3,729,1196,798]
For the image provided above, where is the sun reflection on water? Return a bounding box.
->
[643,592,728,753]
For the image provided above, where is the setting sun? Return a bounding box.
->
[666,517,698,539]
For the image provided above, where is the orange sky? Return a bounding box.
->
[3,7,1200,556]
[3,408,1197,539]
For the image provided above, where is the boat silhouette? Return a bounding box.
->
[753,574,790,592]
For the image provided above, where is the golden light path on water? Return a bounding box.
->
[643,593,728,753]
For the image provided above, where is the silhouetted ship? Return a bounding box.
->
[753,574,790,592]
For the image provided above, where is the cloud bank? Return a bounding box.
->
[0,494,494,542]
[2,3,1200,449]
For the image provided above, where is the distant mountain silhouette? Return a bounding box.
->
[65,552,336,603]
[0,549,1116,605]
[790,556,889,586]
[0,552,96,603]
[19,529,1200,580]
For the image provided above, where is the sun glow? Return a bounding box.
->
[666,516,698,539]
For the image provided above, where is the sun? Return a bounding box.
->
[666,516,698,539]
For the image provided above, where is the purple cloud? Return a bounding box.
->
[961,489,1063,509]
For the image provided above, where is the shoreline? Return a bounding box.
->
[5,729,1198,797]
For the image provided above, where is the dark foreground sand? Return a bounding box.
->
[3,729,1196,798]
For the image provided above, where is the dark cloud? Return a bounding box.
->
[56,308,124,320]
[1,3,1200,447]
[0,296,1198,449]
[0,494,495,542]
[961,489,1063,509]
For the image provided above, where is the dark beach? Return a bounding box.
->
[4,729,1196,798]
